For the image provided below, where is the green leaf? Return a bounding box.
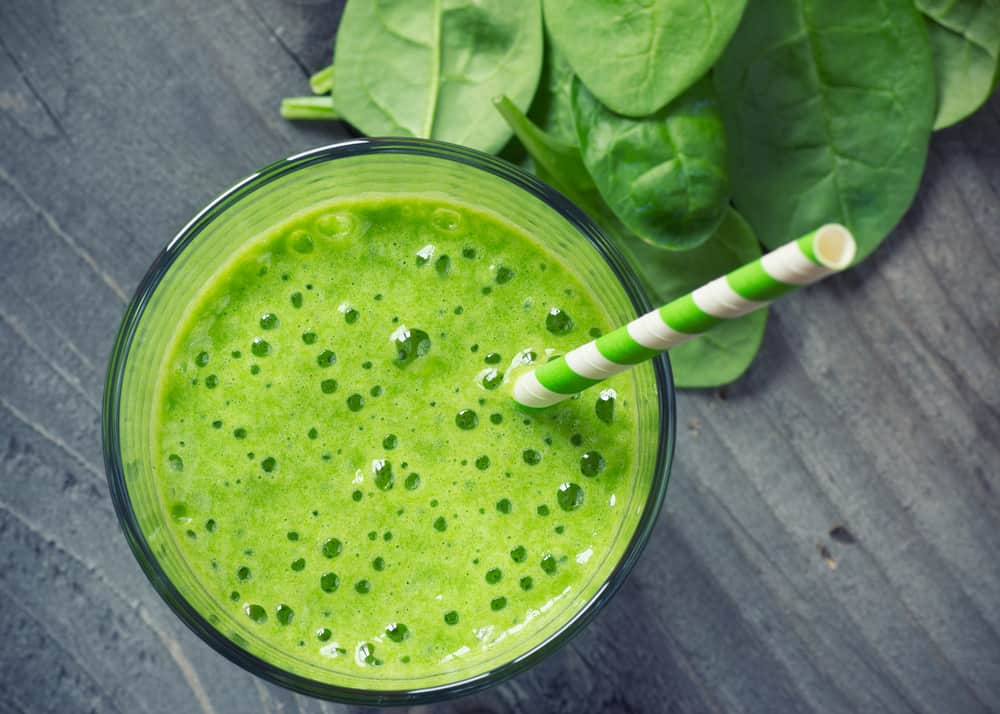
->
[916,0,1000,129]
[527,37,577,144]
[543,0,747,117]
[572,76,729,251]
[332,0,543,154]
[493,95,608,220]
[280,96,340,121]
[493,98,764,388]
[715,0,936,262]
[619,210,766,388]
[309,64,335,95]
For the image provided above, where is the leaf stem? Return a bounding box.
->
[309,64,335,95]
[280,96,340,121]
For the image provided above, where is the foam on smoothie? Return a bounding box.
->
[152,195,641,682]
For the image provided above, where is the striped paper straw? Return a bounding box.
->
[513,224,856,408]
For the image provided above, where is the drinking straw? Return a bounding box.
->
[513,224,856,408]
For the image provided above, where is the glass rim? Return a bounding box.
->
[102,137,676,705]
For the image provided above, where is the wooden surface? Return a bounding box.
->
[2,2,999,712]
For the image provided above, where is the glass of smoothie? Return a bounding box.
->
[103,138,675,704]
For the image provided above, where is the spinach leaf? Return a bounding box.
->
[715,0,936,262]
[572,76,729,251]
[543,0,747,117]
[494,95,609,220]
[332,0,543,154]
[621,210,767,388]
[916,0,1000,129]
[494,100,764,388]
[527,38,577,144]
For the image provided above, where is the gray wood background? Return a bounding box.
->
[2,1,998,712]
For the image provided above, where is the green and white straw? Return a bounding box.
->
[513,224,857,408]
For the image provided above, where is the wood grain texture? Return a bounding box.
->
[1,1,998,712]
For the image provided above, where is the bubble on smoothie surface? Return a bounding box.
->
[484,352,502,365]
[596,388,616,424]
[205,519,216,532]
[291,558,305,571]
[195,351,210,367]
[289,229,314,254]
[557,482,584,511]
[317,349,337,367]
[352,489,363,502]
[315,211,356,238]
[317,627,332,642]
[355,579,371,594]
[261,456,276,473]
[455,409,478,430]
[475,455,490,470]
[204,374,219,389]
[520,576,534,591]
[435,254,451,275]
[322,538,343,558]
[462,246,476,259]
[233,427,247,439]
[485,568,502,584]
[244,604,267,623]
[347,393,365,411]
[540,553,558,574]
[490,597,507,611]
[433,516,447,532]
[496,498,512,514]
[480,368,502,390]
[580,451,606,477]
[495,266,514,284]
[321,379,338,394]
[391,325,431,367]
[432,207,462,232]
[404,473,421,490]
[382,434,398,450]
[167,454,184,472]
[302,330,318,345]
[307,428,318,440]
[259,312,279,330]
[522,449,541,465]
[237,565,251,580]
[490,413,503,425]
[170,503,189,522]
[510,545,527,563]
[335,301,359,324]
[415,244,436,266]
[251,337,271,357]
[373,459,394,491]
[385,623,409,642]
[291,291,303,309]
[537,504,550,516]
[276,604,294,625]
[211,420,223,429]
[444,610,459,625]
[320,572,340,592]
[287,531,299,541]
[359,642,382,666]
[545,307,574,335]
[372,556,385,571]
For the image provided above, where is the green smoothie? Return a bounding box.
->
[152,194,641,684]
